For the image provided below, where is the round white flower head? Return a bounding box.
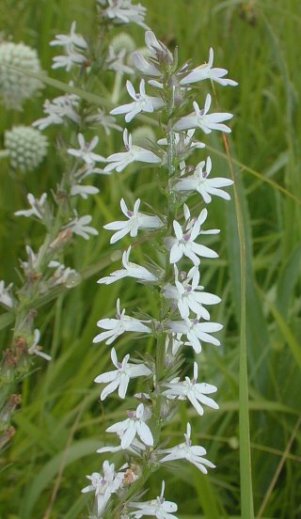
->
[94,347,151,400]
[163,362,219,416]
[129,481,178,519]
[160,423,215,474]
[106,402,153,449]
[104,198,164,244]
[174,94,233,134]
[4,126,48,172]
[93,299,151,345]
[0,41,42,108]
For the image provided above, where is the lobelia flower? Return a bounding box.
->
[48,261,80,288]
[163,362,218,416]
[129,481,178,519]
[85,108,122,135]
[163,265,221,320]
[99,0,148,29]
[106,402,153,449]
[98,246,158,285]
[104,129,161,173]
[131,30,173,79]
[93,299,151,345]
[70,184,99,199]
[167,317,222,354]
[157,129,205,155]
[174,94,233,134]
[81,461,124,516]
[27,329,52,361]
[180,48,238,87]
[33,94,80,130]
[111,79,164,122]
[160,423,215,474]
[106,45,134,75]
[168,207,219,266]
[0,280,14,309]
[94,347,151,400]
[67,134,105,165]
[97,434,146,456]
[174,156,233,203]
[66,215,98,240]
[50,21,88,71]
[104,198,164,244]
[14,193,48,220]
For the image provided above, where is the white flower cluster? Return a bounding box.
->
[83,28,237,518]
[0,41,42,109]
[50,21,88,71]
[97,0,148,29]
[4,126,48,172]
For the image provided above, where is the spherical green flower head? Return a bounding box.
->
[0,42,42,109]
[4,126,48,172]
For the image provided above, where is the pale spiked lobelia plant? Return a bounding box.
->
[0,0,150,449]
[82,26,237,518]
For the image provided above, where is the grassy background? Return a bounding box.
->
[0,0,300,517]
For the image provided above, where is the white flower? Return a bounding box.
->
[167,318,222,354]
[106,403,153,449]
[157,129,205,153]
[180,48,238,87]
[93,299,151,345]
[15,193,48,220]
[27,329,52,361]
[33,94,80,130]
[100,0,148,29]
[131,31,173,78]
[163,265,221,319]
[169,207,219,266]
[163,362,218,416]
[81,461,124,516]
[174,156,233,203]
[174,94,233,134]
[106,45,134,74]
[70,184,99,199]
[129,481,178,519]
[160,423,215,474]
[0,280,14,308]
[94,347,151,400]
[50,22,88,71]
[48,260,80,288]
[111,79,164,122]
[98,246,158,285]
[66,215,98,240]
[104,129,161,173]
[104,198,164,244]
[67,134,105,165]
[85,109,122,135]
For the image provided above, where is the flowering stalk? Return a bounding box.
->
[0,3,148,448]
[83,26,237,518]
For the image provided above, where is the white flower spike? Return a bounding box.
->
[95,347,151,400]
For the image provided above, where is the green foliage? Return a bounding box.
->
[0,0,300,518]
